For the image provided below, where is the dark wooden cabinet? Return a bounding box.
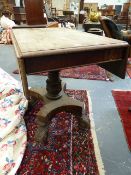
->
[24,0,47,25]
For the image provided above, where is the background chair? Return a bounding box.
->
[97,16,129,78]
[116,2,130,30]
[115,5,122,16]
[44,3,67,27]
[99,16,131,56]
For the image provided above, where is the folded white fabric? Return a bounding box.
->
[0,15,16,29]
[0,68,28,175]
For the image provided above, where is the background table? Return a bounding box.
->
[83,21,102,32]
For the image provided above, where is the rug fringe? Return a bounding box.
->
[112,89,131,91]
[87,91,105,175]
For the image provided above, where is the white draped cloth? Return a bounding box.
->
[0,68,28,175]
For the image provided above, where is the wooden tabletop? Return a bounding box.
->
[11,27,129,59]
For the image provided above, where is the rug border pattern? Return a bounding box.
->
[87,91,105,175]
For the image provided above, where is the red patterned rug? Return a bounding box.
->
[16,90,104,174]
[112,90,131,151]
[13,65,110,81]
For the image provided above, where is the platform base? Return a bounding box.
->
[29,87,90,142]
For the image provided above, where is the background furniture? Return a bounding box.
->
[13,0,58,27]
[114,5,122,16]
[99,5,115,17]
[13,6,26,24]
[83,21,102,32]
[99,16,131,56]
[63,10,76,24]
[87,28,103,35]
[44,3,68,27]
[24,0,47,25]
[116,2,130,30]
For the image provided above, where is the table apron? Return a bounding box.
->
[22,46,128,74]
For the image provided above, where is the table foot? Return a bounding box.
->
[35,120,49,142]
[29,87,90,142]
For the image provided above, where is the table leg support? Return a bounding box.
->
[46,70,62,99]
[29,70,90,142]
[34,92,90,142]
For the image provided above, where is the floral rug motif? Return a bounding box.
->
[13,65,110,81]
[16,90,104,175]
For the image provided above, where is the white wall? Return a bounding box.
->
[84,0,127,7]
[51,0,129,11]
[15,0,20,6]
[52,0,78,11]
[52,0,128,10]
[52,0,65,10]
